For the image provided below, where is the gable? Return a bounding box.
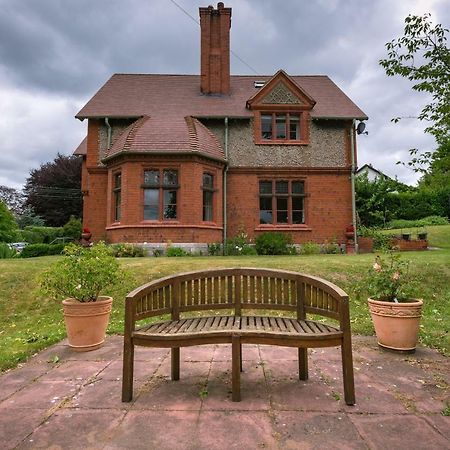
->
[261,81,305,105]
[246,70,316,110]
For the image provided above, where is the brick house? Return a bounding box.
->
[74,3,367,251]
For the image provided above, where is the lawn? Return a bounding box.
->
[383,224,450,249]
[1,244,449,372]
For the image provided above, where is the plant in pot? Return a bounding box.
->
[40,242,123,352]
[363,252,423,352]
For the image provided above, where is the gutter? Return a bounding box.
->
[349,120,358,252]
[223,117,229,255]
[105,117,112,148]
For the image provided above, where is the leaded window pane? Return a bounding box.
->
[292,181,304,194]
[275,181,288,194]
[203,173,213,189]
[259,181,272,194]
[163,170,178,186]
[144,189,159,220]
[163,190,177,219]
[261,115,272,139]
[289,114,300,140]
[276,114,286,139]
[144,170,159,185]
[203,191,213,221]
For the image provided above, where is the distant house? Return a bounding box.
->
[356,164,392,182]
[74,3,367,249]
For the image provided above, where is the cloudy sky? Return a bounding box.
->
[1,0,448,189]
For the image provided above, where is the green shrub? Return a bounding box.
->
[321,241,341,254]
[255,232,293,255]
[0,201,18,243]
[21,243,65,258]
[39,242,124,302]
[62,216,82,240]
[225,229,254,256]
[110,243,145,257]
[299,241,321,255]
[386,215,449,229]
[0,243,18,259]
[21,226,63,244]
[153,249,163,257]
[358,227,394,251]
[166,247,190,257]
[207,242,222,256]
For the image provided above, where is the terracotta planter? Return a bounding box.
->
[358,237,374,253]
[62,296,113,352]
[368,298,423,352]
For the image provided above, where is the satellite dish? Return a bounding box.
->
[356,122,366,135]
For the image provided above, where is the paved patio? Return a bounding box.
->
[0,335,449,450]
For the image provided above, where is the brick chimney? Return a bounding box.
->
[199,3,232,95]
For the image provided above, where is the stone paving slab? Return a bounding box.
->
[0,335,448,450]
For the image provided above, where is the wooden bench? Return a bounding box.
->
[122,268,355,405]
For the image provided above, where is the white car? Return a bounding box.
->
[8,242,28,252]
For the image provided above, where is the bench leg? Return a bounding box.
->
[341,334,356,405]
[122,339,134,402]
[232,335,241,401]
[298,347,308,380]
[240,343,243,372]
[171,347,180,381]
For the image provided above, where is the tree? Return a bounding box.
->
[355,174,397,227]
[0,185,24,216]
[379,14,450,171]
[24,153,82,227]
[0,201,18,242]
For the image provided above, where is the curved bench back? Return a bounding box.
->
[126,268,349,328]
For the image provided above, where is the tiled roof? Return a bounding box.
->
[104,115,224,162]
[76,74,368,120]
[74,136,87,155]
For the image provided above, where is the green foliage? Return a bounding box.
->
[40,242,124,302]
[225,229,256,256]
[299,241,321,255]
[16,207,45,228]
[358,227,394,251]
[355,173,397,227]
[207,242,222,256]
[380,14,450,169]
[386,215,449,229]
[0,243,18,259]
[19,226,63,244]
[62,216,82,240]
[21,243,65,258]
[255,232,293,255]
[110,243,145,257]
[321,240,342,254]
[166,247,190,257]
[153,249,163,257]
[0,201,18,242]
[358,252,418,302]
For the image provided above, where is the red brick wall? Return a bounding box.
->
[102,157,224,243]
[226,169,352,244]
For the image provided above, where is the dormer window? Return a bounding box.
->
[261,113,301,141]
[255,111,309,145]
[246,70,316,146]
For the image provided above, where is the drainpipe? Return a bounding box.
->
[223,117,229,255]
[349,120,358,253]
[105,117,112,149]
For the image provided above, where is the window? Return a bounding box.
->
[143,169,178,220]
[259,180,305,225]
[260,113,301,142]
[202,173,214,221]
[113,173,121,222]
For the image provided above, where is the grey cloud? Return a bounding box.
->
[1,0,449,189]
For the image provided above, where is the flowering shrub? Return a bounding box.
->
[363,252,417,302]
[40,242,124,302]
[225,229,257,256]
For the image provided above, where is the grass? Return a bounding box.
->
[1,247,449,372]
[382,224,450,249]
